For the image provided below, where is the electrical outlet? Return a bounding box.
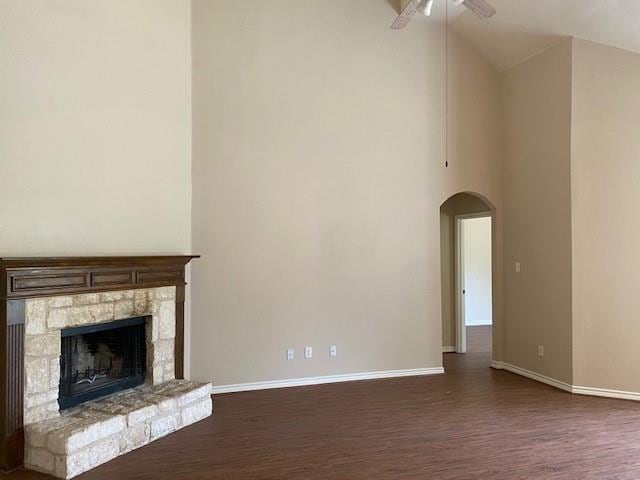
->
[304,346,313,359]
[330,345,337,357]
[538,344,544,357]
[287,348,295,361]
[515,262,521,273]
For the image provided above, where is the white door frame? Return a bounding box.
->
[455,212,491,353]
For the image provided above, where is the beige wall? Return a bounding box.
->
[191,1,503,387]
[571,39,640,391]
[9,1,620,394]
[0,1,192,255]
[501,41,573,383]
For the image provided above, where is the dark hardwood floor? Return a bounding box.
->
[7,325,640,479]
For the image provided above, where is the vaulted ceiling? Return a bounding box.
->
[449,0,640,71]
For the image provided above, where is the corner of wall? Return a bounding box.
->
[500,38,574,386]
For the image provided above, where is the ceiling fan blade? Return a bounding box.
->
[391,0,420,30]
[461,0,496,19]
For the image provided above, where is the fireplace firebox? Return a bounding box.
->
[59,317,147,409]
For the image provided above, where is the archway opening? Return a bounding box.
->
[440,192,495,365]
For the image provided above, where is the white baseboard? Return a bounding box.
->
[442,346,456,353]
[571,385,640,402]
[211,367,445,394]
[494,361,572,392]
[213,361,640,403]
[489,360,504,370]
[491,360,640,401]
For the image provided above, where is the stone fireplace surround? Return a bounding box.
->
[0,256,204,476]
[24,287,178,425]
[23,287,212,478]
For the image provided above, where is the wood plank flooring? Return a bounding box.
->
[6,326,640,479]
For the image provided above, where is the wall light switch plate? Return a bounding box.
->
[330,345,337,357]
[304,346,312,359]
[515,262,521,273]
[287,348,295,361]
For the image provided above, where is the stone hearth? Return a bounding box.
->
[25,379,212,478]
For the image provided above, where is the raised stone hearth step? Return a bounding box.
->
[25,380,213,479]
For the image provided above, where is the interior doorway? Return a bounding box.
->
[456,214,492,353]
[440,192,494,357]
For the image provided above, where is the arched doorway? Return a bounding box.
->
[440,192,496,361]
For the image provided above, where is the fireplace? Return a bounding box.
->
[0,255,199,473]
[59,317,147,409]
[21,284,213,480]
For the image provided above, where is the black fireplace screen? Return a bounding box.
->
[59,317,147,410]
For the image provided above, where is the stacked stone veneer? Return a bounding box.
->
[22,287,214,479]
[24,287,178,425]
[25,379,212,479]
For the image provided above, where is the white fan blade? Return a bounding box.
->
[391,0,420,30]
[462,0,496,19]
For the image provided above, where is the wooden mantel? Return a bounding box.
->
[0,255,199,471]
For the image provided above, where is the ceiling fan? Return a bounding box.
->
[391,0,496,30]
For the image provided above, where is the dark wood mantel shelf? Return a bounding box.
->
[0,255,199,299]
[0,255,199,471]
